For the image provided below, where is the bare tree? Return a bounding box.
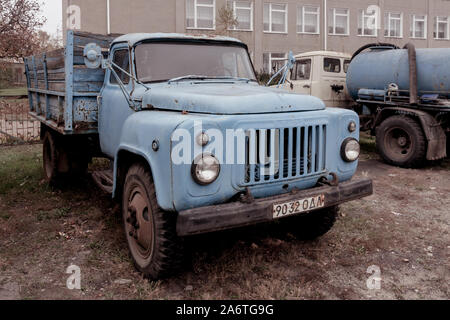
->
[0,0,46,59]
[217,5,238,36]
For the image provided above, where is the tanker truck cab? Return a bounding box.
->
[284,51,353,108]
[25,31,373,279]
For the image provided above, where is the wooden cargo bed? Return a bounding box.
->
[24,30,120,135]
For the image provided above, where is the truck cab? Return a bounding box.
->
[284,51,353,109]
[25,31,372,279]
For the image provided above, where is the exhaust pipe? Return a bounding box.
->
[403,43,418,105]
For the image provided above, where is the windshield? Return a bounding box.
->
[135,42,256,83]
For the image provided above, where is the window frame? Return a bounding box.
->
[263,52,287,74]
[358,8,378,37]
[291,58,312,81]
[263,3,288,34]
[343,59,351,73]
[384,12,403,38]
[323,57,341,73]
[410,14,427,39]
[186,0,216,30]
[297,5,320,34]
[328,8,350,36]
[434,16,450,40]
[227,0,253,31]
[109,47,131,85]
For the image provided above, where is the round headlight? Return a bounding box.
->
[348,121,357,133]
[191,153,220,185]
[196,132,210,146]
[341,138,360,162]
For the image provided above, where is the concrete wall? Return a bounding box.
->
[62,0,450,71]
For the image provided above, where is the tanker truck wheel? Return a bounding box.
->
[376,116,426,168]
[122,163,183,280]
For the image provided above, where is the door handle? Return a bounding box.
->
[303,85,310,89]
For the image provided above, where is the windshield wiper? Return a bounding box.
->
[167,75,255,84]
[167,75,212,83]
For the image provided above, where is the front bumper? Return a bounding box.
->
[177,178,373,236]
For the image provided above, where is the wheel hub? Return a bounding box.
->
[126,189,154,256]
[385,127,413,159]
[397,136,407,147]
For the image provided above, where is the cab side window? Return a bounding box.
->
[110,49,130,85]
[323,58,341,73]
[291,59,311,80]
[343,59,351,73]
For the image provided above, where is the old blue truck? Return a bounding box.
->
[24,30,372,279]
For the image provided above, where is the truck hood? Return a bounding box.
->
[141,82,325,114]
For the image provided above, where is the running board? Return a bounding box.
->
[92,169,113,194]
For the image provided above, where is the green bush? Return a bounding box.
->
[255,71,282,86]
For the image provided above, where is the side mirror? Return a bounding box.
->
[83,43,103,69]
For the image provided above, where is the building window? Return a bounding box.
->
[186,0,215,30]
[263,53,286,74]
[263,3,288,33]
[328,8,349,35]
[297,6,320,34]
[410,15,427,39]
[384,12,403,38]
[227,1,253,31]
[358,9,377,36]
[434,16,449,39]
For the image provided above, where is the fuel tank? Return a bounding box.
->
[347,48,450,100]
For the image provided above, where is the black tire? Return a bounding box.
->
[42,131,61,185]
[288,206,338,240]
[446,134,450,158]
[68,153,89,176]
[122,163,183,280]
[42,131,89,185]
[376,115,427,168]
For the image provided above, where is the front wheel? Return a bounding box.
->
[376,116,427,168]
[122,163,183,279]
[287,206,339,240]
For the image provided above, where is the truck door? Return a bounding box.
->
[290,58,312,95]
[98,45,134,158]
[318,57,348,108]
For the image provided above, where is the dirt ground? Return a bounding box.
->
[0,141,448,300]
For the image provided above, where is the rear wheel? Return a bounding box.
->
[376,116,426,168]
[42,130,89,185]
[122,163,183,279]
[43,131,61,184]
[288,206,338,240]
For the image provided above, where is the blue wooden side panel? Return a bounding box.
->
[24,30,116,135]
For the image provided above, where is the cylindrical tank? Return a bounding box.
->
[347,48,450,101]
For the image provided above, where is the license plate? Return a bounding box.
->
[273,194,326,219]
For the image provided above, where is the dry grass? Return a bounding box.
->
[0,144,449,300]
